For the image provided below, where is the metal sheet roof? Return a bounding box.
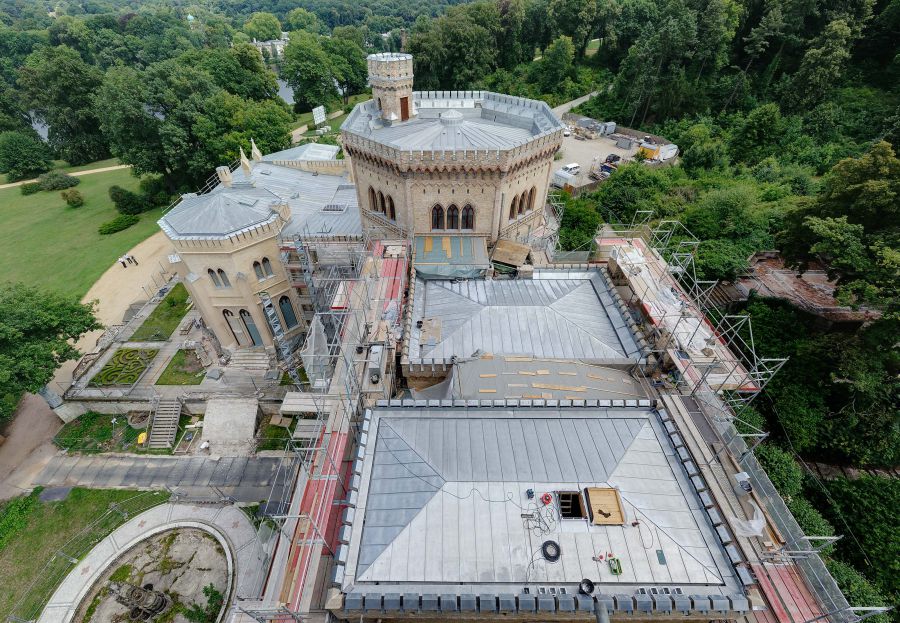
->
[160,153,361,241]
[342,91,564,152]
[262,142,340,162]
[159,186,282,238]
[345,406,740,593]
[407,271,642,364]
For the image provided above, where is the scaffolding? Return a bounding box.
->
[597,218,786,411]
[241,232,408,620]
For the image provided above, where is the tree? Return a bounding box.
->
[407,10,498,89]
[559,200,601,251]
[786,20,852,110]
[18,45,108,164]
[497,0,527,68]
[95,59,290,188]
[779,141,900,308]
[0,283,100,424]
[180,45,278,101]
[533,35,575,92]
[322,37,368,104]
[0,131,52,181]
[548,0,597,56]
[285,8,325,34]
[243,12,281,42]
[729,103,784,165]
[282,32,340,111]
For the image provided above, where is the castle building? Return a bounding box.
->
[158,142,359,352]
[341,53,565,243]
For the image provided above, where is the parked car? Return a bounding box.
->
[605,154,621,164]
[562,162,581,175]
[563,128,571,137]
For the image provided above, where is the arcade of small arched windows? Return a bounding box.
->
[367,186,397,221]
[508,186,537,221]
[431,204,475,231]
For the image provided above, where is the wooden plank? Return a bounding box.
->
[752,563,793,623]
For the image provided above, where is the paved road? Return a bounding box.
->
[33,455,294,503]
[0,163,132,190]
[552,91,599,119]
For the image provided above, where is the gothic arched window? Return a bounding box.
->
[461,205,475,230]
[447,204,459,229]
[431,205,444,230]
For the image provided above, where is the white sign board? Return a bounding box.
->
[312,105,326,126]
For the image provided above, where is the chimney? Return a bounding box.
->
[240,146,252,176]
[216,166,233,187]
[251,138,263,162]
[368,52,416,124]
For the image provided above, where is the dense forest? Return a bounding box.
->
[0,0,896,614]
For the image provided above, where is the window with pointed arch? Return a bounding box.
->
[517,192,525,215]
[208,269,221,288]
[387,196,396,220]
[509,195,518,220]
[217,269,231,287]
[368,187,377,212]
[261,257,274,277]
[447,204,459,229]
[431,205,444,230]
[378,191,386,214]
[253,261,264,280]
[279,295,298,329]
[461,205,475,230]
[528,186,537,212]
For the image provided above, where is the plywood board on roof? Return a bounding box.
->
[586,487,625,525]
[490,239,531,267]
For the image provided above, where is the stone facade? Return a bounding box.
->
[368,52,415,123]
[166,202,305,352]
[342,56,564,244]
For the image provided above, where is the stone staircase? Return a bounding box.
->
[147,397,182,449]
[228,348,271,372]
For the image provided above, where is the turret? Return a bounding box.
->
[368,52,416,124]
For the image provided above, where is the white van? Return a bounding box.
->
[562,163,581,175]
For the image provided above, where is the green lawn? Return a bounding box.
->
[155,349,205,385]
[585,38,601,56]
[0,167,162,299]
[130,282,191,341]
[0,488,169,621]
[257,415,296,451]
[53,411,142,452]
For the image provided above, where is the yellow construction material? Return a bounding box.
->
[532,382,587,392]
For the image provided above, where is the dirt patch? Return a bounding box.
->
[0,394,62,500]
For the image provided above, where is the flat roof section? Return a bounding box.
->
[406,270,643,366]
[343,406,741,597]
[411,357,648,401]
[413,235,490,279]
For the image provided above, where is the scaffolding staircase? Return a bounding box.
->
[147,397,181,449]
[260,291,303,385]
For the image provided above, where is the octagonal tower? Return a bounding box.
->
[368,52,415,123]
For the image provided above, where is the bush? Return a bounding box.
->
[37,170,79,191]
[755,443,803,499]
[138,175,171,207]
[787,497,835,544]
[20,182,41,195]
[0,131,52,181]
[825,559,890,623]
[61,188,84,207]
[109,184,146,215]
[98,213,139,235]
